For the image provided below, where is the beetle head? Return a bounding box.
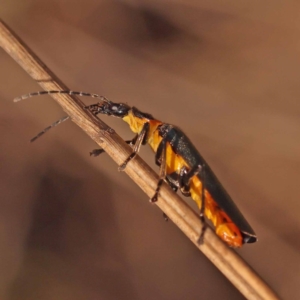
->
[88,101,131,118]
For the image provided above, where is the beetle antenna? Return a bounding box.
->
[30,115,70,142]
[13,90,112,104]
[14,90,112,142]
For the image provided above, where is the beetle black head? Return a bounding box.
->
[88,101,131,118]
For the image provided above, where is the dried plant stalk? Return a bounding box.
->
[0,19,279,300]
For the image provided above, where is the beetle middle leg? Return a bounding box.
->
[150,138,168,202]
[178,164,207,244]
[165,174,179,192]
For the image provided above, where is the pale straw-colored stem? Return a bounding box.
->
[0,19,279,300]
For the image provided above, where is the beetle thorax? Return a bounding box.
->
[122,110,148,134]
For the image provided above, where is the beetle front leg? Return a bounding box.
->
[90,136,138,157]
[118,123,149,171]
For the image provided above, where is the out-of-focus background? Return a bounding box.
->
[1,1,299,299]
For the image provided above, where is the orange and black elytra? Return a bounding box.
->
[14,90,257,247]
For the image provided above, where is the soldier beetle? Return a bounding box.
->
[14,90,257,247]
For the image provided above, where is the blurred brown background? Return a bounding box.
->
[1,1,300,299]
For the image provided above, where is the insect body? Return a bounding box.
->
[15,91,257,247]
[88,100,257,247]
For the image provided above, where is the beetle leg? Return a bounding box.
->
[161,175,179,222]
[178,164,207,244]
[179,165,202,196]
[156,151,178,221]
[118,123,149,171]
[90,136,138,157]
[165,174,179,192]
[178,166,191,197]
[154,142,179,194]
[150,138,167,202]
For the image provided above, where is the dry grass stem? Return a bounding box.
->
[0,19,279,300]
